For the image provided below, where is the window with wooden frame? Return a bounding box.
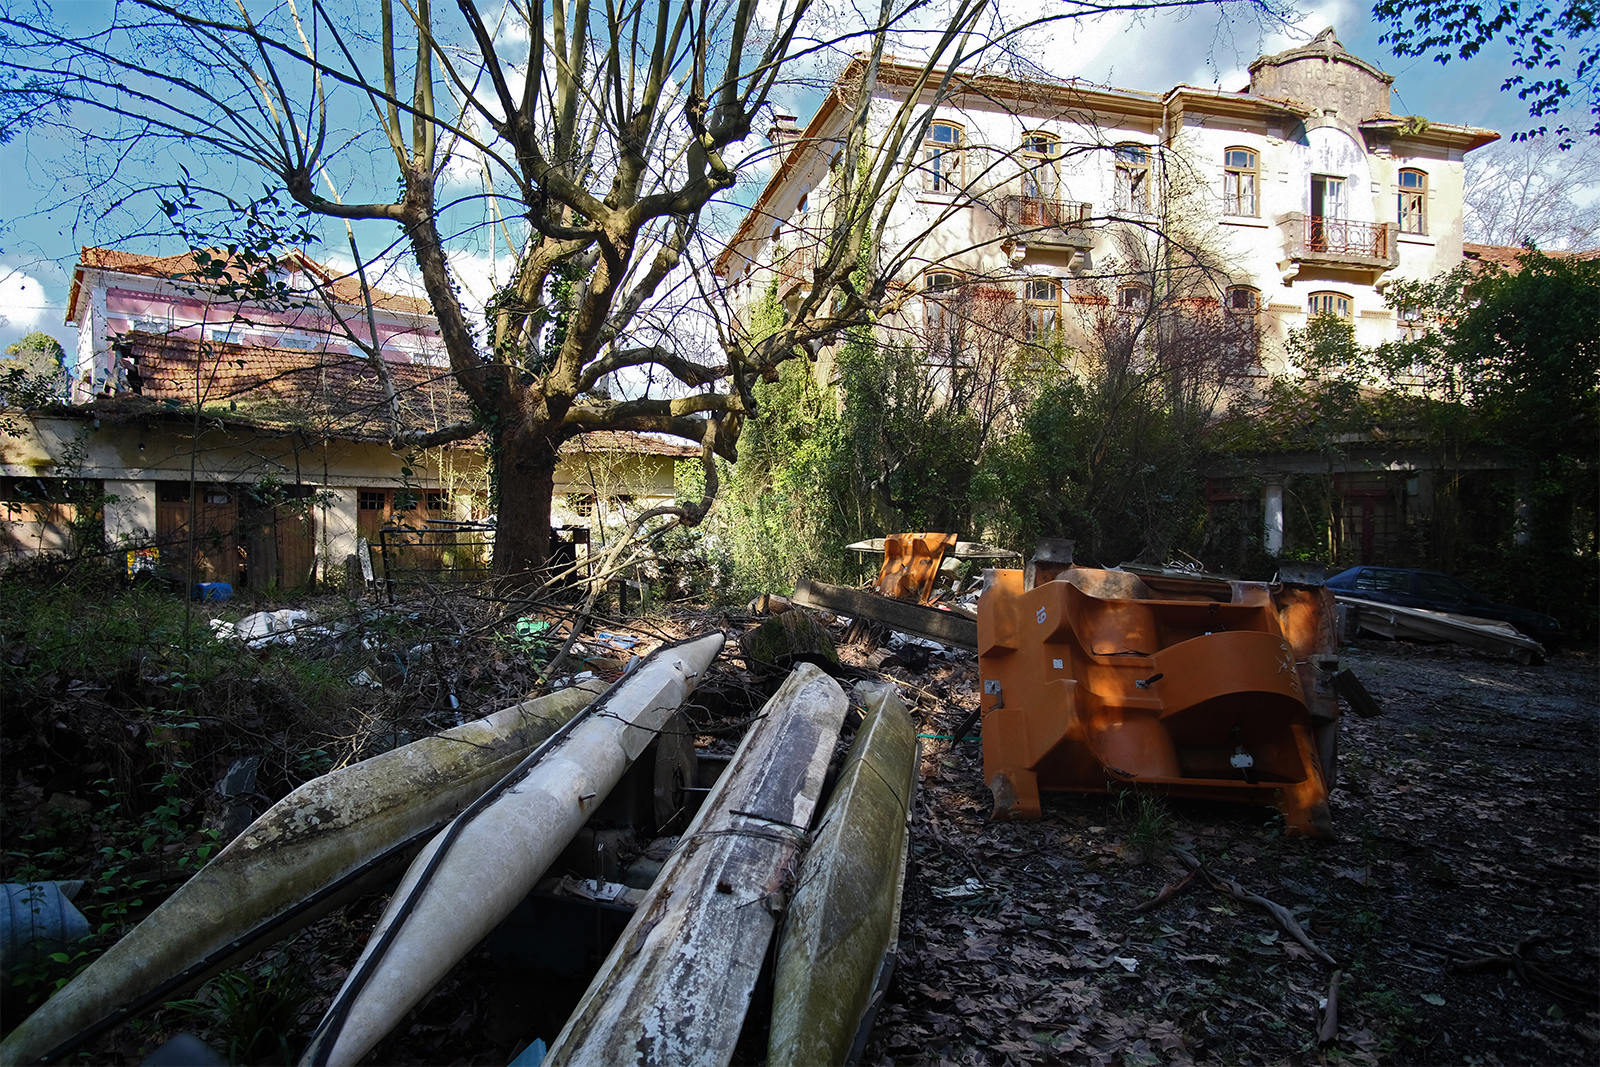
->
[1114,144,1151,212]
[924,121,964,193]
[923,270,961,351]
[1117,283,1151,311]
[1019,132,1059,200]
[1397,169,1427,234]
[1021,277,1060,342]
[1396,302,1429,341]
[1223,147,1259,216]
[1307,291,1352,318]
[1225,286,1261,314]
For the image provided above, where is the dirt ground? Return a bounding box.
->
[5,589,1595,1065]
[856,636,1599,1066]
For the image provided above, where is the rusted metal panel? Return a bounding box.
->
[873,532,957,602]
[543,664,848,1067]
[979,562,1337,837]
[768,682,918,1067]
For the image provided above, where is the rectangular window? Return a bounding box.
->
[1223,148,1258,216]
[1118,285,1151,311]
[924,122,964,193]
[1020,133,1058,201]
[426,492,447,513]
[924,273,960,355]
[1354,568,1410,594]
[1114,145,1150,213]
[1022,278,1059,342]
[358,490,387,511]
[1226,286,1261,313]
[1398,169,1427,234]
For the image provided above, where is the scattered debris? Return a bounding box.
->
[1415,937,1598,1003]
[1338,595,1546,663]
[769,680,919,1066]
[0,682,606,1067]
[303,633,725,1066]
[210,609,317,648]
[543,663,848,1066]
[1318,969,1342,1042]
[1173,848,1337,966]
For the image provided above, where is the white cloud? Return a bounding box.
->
[0,258,76,359]
[0,268,48,333]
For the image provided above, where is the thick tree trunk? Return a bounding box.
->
[492,426,560,584]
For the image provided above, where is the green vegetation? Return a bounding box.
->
[701,248,1594,642]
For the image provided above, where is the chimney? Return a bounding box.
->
[766,113,801,159]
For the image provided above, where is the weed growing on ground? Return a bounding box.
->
[1113,789,1174,864]
[165,950,313,1065]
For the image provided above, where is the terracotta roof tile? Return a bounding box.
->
[1462,242,1600,271]
[560,430,701,458]
[118,330,469,439]
[115,332,702,461]
[73,247,432,318]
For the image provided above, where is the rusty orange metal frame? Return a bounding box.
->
[978,564,1340,837]
[874,533,958,602]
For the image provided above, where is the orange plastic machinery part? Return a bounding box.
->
[874,533,959,603]
[978,566,1340,838]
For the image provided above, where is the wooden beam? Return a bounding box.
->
[792,578,978,650]
[543,664,849,1067]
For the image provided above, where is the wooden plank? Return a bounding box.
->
[543,664,849,1067]
[768,682,918,1066]
[792,578,978,650]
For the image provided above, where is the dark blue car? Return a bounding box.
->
[1324,566,1562,647]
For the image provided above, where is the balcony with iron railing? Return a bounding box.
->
[1277,213,1399,274]
[997,196,1094,249]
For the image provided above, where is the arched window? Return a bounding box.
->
[1223,147,1258,216]
[1398,169,1427,234]
[1225,286,1261,313]
[1022,276,1060,342]
[924,120,964,193]
[1307,291,1352,318]
[1020,132,1059,201]
[1118,283,1151,311]
[1114,144,1151,212]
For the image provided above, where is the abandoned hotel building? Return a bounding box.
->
[719,29,1505,564]
[0,249,695,584]
[1,30,1524,578]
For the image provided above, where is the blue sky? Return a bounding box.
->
[0,0,1565,362]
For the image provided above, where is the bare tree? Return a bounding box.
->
[2,0,1282,581]
[1462,127,1600,250]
